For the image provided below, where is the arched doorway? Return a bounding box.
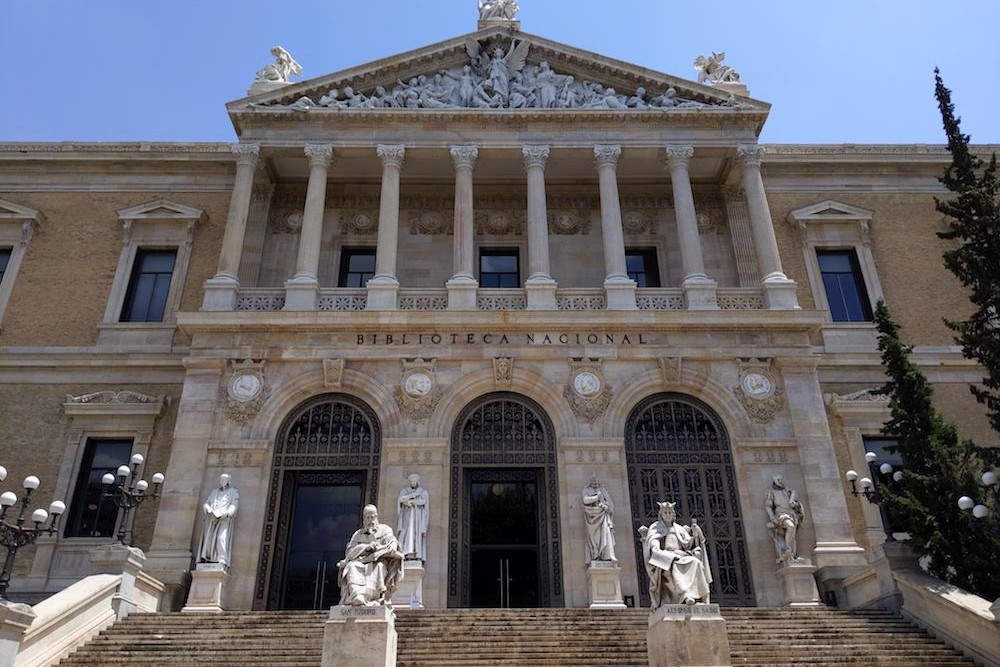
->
[625,393,755,606]
[255,394,381,610]
[448,393,563,608]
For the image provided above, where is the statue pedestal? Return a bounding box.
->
[778,561,821,607]
[478,18,521,30]
[0,600,36,666]
[647,604,732,667]
[712,81,749,98]
[392,562,425,609]
[586,561,626,609]
[322,606,397,667]
[182,563,229,613]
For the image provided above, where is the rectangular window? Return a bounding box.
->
[338,248,376,288]
[479,248,520,288]
[625,248,661,288]
[817,249,872,322]
[0,248,10,285]
[120,249,177,322]
[65,439,133,538]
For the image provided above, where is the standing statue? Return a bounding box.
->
[765,475,805,564]
[337,505,405,607]
[693,52,742,85]
[478,0,519,20]
[397,474,430,562]
[641,501,713,608]
[254,46,302,84]
[466,38,530,106]
[582,475,617,563]
[198,473,239,568]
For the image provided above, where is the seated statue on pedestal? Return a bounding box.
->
[641,501,713,608]
[337,505,405,607]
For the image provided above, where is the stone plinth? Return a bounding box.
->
[586,561,626,609]
[777,562,821,607]
[392,562,425,609]
[762,278,799,310]
[90,544,146,620]
[0,600,36,666]
[446,277,478,310]
[478,18,521,30]
[322,605,397,667]
[247,80,290,97]
[712,82,749,98]
[682,278,719,311]
[647,604,732,667]
[604,277,637,310]
[182,563,229,613]
[366,279,400,311]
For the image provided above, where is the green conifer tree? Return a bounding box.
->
[934,70,1000,432]
[874,300,999,599]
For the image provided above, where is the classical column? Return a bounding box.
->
[202,143,260,311]
[594,145,636,310]
[447,145,479,310]
[736,144,798,309]
[284,143,334,311]
[367,144,406,311]
[665,145,718,310]
[523,145,558,310]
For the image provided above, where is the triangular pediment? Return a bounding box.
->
[0,197,45,223]
[117,199,207,223]
[789,200,875,223]
[228,26,769,120]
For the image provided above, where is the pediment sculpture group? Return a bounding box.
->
[196,472,806,609]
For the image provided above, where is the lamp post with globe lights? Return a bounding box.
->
[845,451,904,541]
[0,466,66,600]
[957,469,999,523]
[100,454,164,546]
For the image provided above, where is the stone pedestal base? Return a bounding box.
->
[762,278,799,310]
[247,81,290,97]
[647,604,731,667]
[182,564,229,613]
[201,276,240,311]
[322,605,397,667]
[712,82,749,98]
[90,544,146,620]
[0,600,36,666]
[365,279,399,311]
[604,277,638,310]
[478,18,521,30]
[525,278,558,310]
[586,561,626,609]
[682,277,719,310]
[392,562,425,609]
[446,277,478,310]
[778,562,821,607]
[283,277,320,311]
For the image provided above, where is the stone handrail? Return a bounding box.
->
[14,574,121,667]
[893,569,999,667]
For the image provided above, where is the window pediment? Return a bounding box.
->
[117,199,206,246]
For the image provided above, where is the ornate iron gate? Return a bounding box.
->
[448,392,563,608]
[625,393,755,606]
[255,394,381,609]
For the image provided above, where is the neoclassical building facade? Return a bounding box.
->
[0,15,993,613]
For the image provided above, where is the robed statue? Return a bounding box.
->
[766,475,805,564]
[582,475,617,563]
[337,505,405,606]
[397,474,430,562]
[641,501,713,608]
[198,473,239,568]
[478,0,519,21]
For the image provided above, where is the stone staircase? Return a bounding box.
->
[56,606,978,666]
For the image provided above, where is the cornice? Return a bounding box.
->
[0,143,237,159]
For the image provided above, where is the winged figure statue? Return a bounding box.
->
[478,0,519,20]
[466,38,530,104]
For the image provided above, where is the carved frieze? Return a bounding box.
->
[475,209,525,236]
[621,210,657,235]
[65,390,165,405]
[733,358,784,424]
[340,210,379,235]
[268,190,306,233]
[547,210,590,235]
[564,358,613,423]
[395,358,442,422]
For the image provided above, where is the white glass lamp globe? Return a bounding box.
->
[136,480,149,493]
[131,453,144,466]
[22,476,40,491]
[0,492,17,507]
[48,500,66,516]
[152,473,165,485]
[102,473,115,485]
[860,478,874,490]
[958,496,975,511]
[116,465,130,478]
[845,470,859,482]
[0,466,7,482]
[865,452,878,464]
[983,471,998,487]
[879,463,893,475]
[31,509,48,524]
[972,504,990,519]
[893,471,904,483]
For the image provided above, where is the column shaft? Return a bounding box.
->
[737,145,785,282]
[665,145,708,281]
[523,145,552,281]
[450,146,478,281]
[216,144,260,280]
[292,144,334,281]
[594,145,628,281]
[373,145,405,280]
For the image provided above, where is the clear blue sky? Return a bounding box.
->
[2,0,998,144]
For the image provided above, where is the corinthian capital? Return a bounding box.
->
[664,144,695,168]
[736,144,766,167]
[450,145,479,169]
[376,144,406,169]
[304,143,335,168]
[593,145,622,168]
[522,145,550,170]
[232,143,261,168]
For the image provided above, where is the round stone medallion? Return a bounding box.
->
[286,213,303,230]
[573,371,603,398]
[403,372,434,398]
[229,372,263,403]
[351,213,376,233]
[740,372,774,399]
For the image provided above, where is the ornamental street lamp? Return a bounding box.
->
[957,469,999,521]
[0,466,66,600]
[101,454,164,546]
[845,451,902,541]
